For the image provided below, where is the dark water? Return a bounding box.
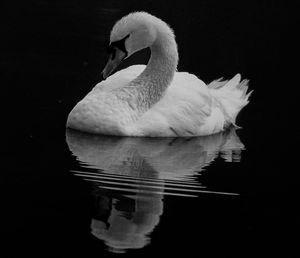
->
[2,0,298,257]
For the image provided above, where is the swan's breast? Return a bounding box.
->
[67,91,137,135]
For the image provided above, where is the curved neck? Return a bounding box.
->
[130,29,178,111]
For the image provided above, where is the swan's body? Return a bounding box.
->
[67,12,251,137]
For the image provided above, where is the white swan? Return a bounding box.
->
[67,12,252,137]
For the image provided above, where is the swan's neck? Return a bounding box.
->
[130,29,178,111]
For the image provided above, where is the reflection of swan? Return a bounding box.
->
[66,12,251,136]
[67,127,244,182]
[90,189,163,253]
[66,127,244,253]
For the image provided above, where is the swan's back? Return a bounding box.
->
[129,71,221,136]
[128,73,250,137]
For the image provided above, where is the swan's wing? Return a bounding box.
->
[92,65,146,92]
[134,72,224,136]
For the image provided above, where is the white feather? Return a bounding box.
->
[67,12,251,137]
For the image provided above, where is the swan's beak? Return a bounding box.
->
[101,49,127,80]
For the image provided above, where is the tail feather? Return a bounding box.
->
[237,79,253,99]
[208,77,229,89]
[208,74,252,127]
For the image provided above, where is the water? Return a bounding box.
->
[65,128,243,253]
[2,1,298,257]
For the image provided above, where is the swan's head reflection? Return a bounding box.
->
[66,127,245,253]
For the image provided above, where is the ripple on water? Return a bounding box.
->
[66,127,244,253]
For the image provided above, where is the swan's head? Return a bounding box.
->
[102,12,172,79]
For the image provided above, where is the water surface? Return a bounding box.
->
[66,128,243,252]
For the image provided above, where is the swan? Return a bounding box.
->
[67,12,252,137]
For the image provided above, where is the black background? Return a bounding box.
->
[2,0,298,257]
